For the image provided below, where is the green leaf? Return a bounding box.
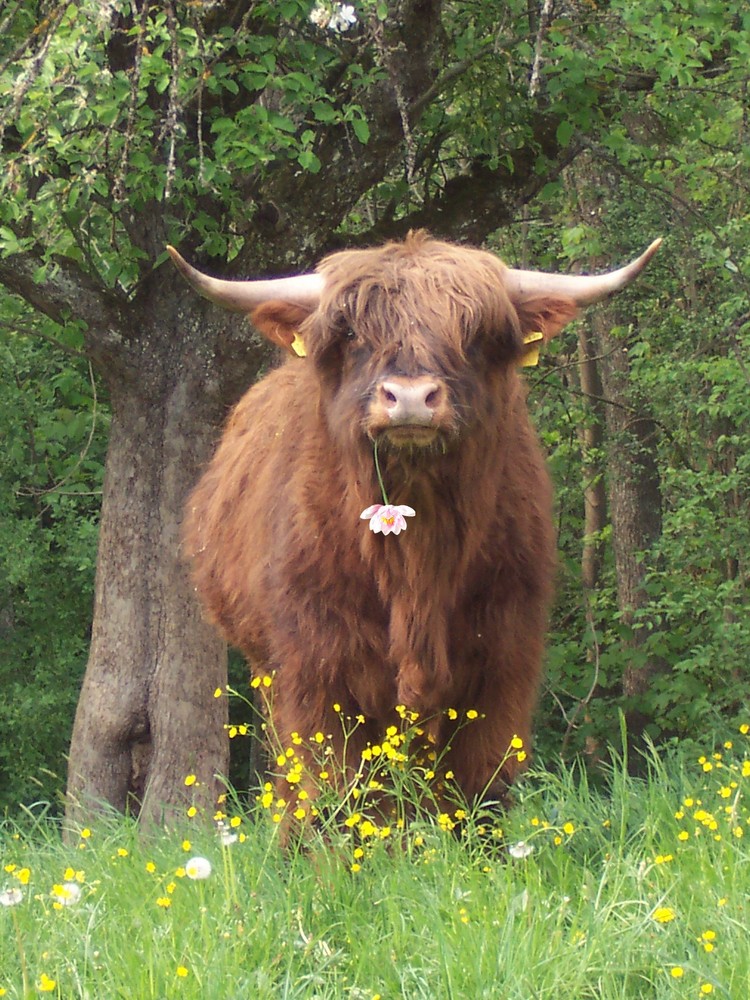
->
[556,119,574,148]
[351,117,370,145]
[312,102,337,123]
[0,226,23,254]
[298,149,321,173]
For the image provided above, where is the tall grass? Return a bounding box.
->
[1,723,748,999]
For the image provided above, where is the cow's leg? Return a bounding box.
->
[442,648,543,807]
[256,668,380,842]
[438,586,548,808]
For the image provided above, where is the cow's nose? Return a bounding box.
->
[379,378,444,425]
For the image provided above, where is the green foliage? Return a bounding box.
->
[0,1,384,270]
[0,322,106,813]
[532,149,749,755]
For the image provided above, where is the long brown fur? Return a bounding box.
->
[183,232,578,815]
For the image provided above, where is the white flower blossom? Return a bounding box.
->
[360,503,416,535]
[329,3,357,32]
[309,3,330,28]
[309,2,358,33]
[185,856,212,880]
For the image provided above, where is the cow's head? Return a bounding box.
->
[168,232,660,453]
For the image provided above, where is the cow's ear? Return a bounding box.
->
[250,301,314,356]
[514,294,579,341]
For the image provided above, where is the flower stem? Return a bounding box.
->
[373,438,390,505]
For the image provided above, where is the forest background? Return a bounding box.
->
[0,0,747,819]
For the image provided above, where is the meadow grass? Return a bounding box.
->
[1,723,749,999]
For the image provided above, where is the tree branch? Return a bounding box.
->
[0,252,129,373]
[230,0,447,270]
[0,251,125,329]
[349,127,580,248]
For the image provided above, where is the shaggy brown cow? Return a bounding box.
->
[171,232,659,817]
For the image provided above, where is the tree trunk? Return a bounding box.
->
[577,323,607,591]
[569,154,665,741]
[572,320,608,760]
[596,311,664,738]
[64,292,255,828]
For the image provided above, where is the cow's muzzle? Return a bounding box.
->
[373,376,448,446]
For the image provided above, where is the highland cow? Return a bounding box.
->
[170,232,659,819]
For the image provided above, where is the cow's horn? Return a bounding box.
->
[166,246,324,311]
[505,238,662,306]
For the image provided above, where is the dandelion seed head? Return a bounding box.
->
[508,841,534,859]
[185,856,212,880]
[51,882,82,906]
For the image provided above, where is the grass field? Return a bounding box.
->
[1,722,749,999]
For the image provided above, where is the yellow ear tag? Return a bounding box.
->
[290,331,306,358]
[520,331,544,367]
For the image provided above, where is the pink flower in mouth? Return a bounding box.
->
[360,503,416,535]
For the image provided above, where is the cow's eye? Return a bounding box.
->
[344,327,356,340]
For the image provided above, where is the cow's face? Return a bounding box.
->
[309,271,523,452]
[252,236,578,454]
